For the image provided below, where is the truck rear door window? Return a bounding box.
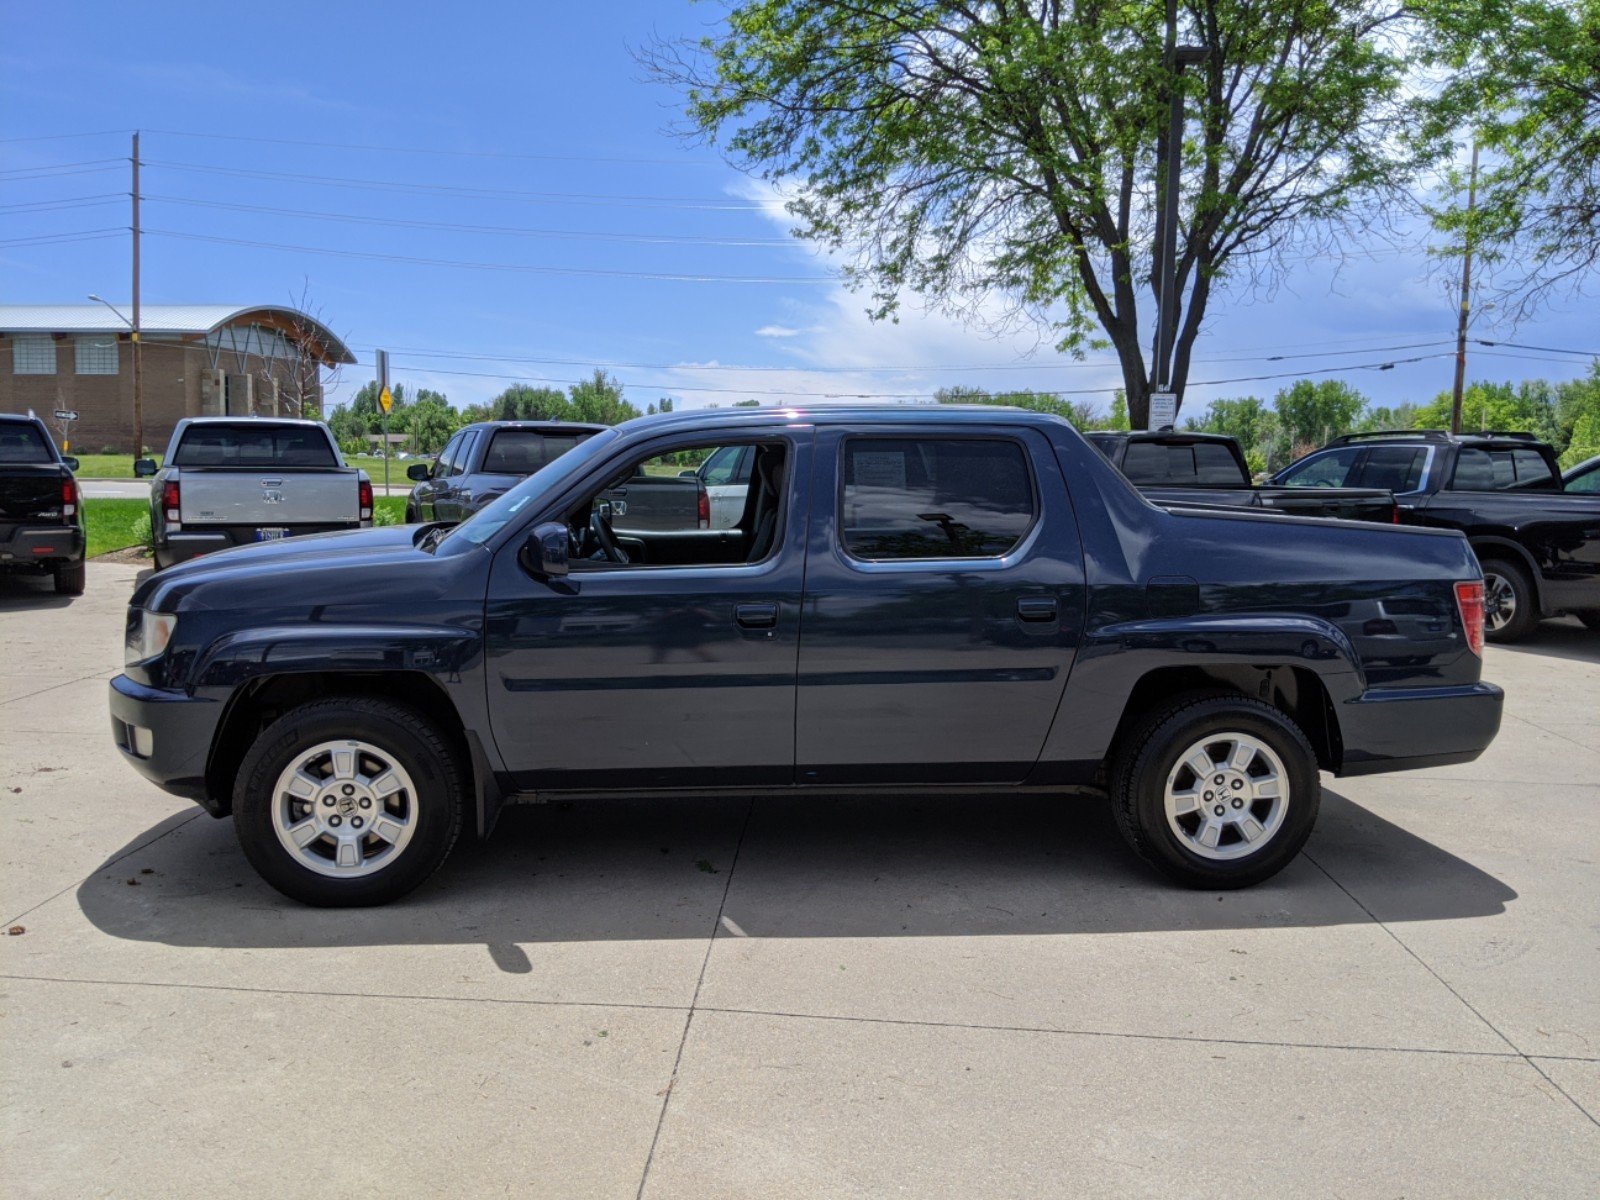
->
[841,437,1035,560]
[1357,447,1426,492]
[1452,448,1543,490]
[1192,442,1245,484]
[172,425,338,468]
[0,424,52,463]
[483,429,595,474]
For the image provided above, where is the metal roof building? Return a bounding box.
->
[0,303,355,454]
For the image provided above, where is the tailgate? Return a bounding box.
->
[178,469,361,525]
[0,466,68,529]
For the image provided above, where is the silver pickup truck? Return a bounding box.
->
[138,418,372,569]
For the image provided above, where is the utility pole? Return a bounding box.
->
[1148,0,1207,430]
[1449,141,1479,436]
[131,130,144,456]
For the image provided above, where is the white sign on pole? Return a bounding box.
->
[1149,392,1178,430]
[53,409,79,421]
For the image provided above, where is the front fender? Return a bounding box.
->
[190,623,479,691]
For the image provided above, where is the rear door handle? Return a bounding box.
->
[735,602,779,630]
[1016,597,1058,623]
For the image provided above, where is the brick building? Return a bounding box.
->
[0,304,355,454]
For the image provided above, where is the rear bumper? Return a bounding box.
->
[0,523,84,567]
[109,673,226,813]
[155,522,365,568]
[1335,681,1504,776]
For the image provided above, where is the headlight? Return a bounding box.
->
[126,611,178,666]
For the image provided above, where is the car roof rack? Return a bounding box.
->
[1325,430,1455,446]
[1466,430,1539,441]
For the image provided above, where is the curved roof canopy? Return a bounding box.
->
[0,304,356,366]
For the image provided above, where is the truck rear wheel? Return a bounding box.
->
[233,696,465,906]
[1111,695,1320,889]
[53,560,85,595]
[1480,559,1536,643]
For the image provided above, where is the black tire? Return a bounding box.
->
[404,504,417,523]
[233,696,466,907]
[1480,557,1537,644]
[1576,612,1600,632]
[1111,693,1321,889]
[52,560,85,596]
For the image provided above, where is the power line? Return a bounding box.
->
[143,228,833,284]
[143,194,797,247]
[344,337,1455,377]
[145,159,768,211]
[0,164,124,182]
[0,194,124,213]
[0,130,127,144]
[139,127,724,169]
[0,157,125,176]
[0,229,126,247]
[1475,339,1598,358]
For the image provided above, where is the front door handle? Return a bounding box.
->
[735,602,779,630]
[1016,597,1058,623]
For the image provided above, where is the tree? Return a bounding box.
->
[1276,381,1363,456]
[1427,0,1600,313]
[651,1,1444,427]
[567,370,642,425]
[491,385,570,422]
[403,397,458,455]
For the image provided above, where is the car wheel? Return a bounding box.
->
[53,560,86,595]
[404,504,417,523]
[1575,612,1600,632]
[1480,559,1537,644]
[233,696,466,907]
[1111,694,1320,889]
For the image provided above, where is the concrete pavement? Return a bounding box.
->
[2,563,1597,1197]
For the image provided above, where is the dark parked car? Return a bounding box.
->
[111,405,1502,906]
[1085,430,1397,522]
[405,421,606,524]
[1272,430,1600,640]
[0,412,85,595]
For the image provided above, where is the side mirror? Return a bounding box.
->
[133,458,158,478]
[524,521,569,578]
[406,463,431,482]
[61,456,80,472]
[678,468,698,478]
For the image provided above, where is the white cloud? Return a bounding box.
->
[754,324,804,338]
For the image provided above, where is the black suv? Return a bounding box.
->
[1272,431,1600,640]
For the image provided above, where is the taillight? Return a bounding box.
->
[1391,503,1400,525]
[1455,580,1485,657]
[697,487,710,530]
[358,479,373,520]
[62,477,78,519]
[162,479,181,525]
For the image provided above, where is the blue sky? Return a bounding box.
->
[2,0,1594,419]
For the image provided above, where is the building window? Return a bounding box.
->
[11,335,57,375]
[75,336,119,375]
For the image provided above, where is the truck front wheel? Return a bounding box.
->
[1111,695,1320,889]
[233,697,465,906]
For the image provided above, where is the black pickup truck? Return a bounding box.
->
[405,421,607,524]
[110,405,1502,906]
[0,412,85,595]
[1085,431,1397,522]
[1272,431,1600,640]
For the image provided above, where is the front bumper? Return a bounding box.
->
[0,523,84,566]
[1335,681,1505,776]
[109,673,225,812]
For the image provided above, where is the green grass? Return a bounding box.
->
[83,498,151,558]
[66,453,161,480]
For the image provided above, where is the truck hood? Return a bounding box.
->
[134,525,450,612]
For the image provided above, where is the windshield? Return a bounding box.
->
[172,423,339,468]
[0,423,54,464]
[446,427,621,547]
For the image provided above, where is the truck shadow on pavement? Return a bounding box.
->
[1498,618,1600,664]
[0,573,76,610]
[76,789,1515,969]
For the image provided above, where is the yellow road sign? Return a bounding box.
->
[379,386,393,413]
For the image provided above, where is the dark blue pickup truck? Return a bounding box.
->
[110,406,1503,906]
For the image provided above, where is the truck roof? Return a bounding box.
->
[1083,429,1238,444]
[459,420,609,434]
[613,403,1077,437]
[1325,429,1551,449]
[174,416,330,429]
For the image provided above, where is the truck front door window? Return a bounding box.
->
[1278,448,1361,488]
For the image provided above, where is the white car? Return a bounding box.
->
[683,444,754,529]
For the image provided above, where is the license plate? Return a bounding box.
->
[255,527,288,542]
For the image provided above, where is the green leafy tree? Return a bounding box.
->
[567,370,642,425]
[491,385,571,422]
[1426,0,1600,313]
[1411,380,1561,443]
[1271,380,1370,460]
[403,397,458,455]
[651,1,1448,428]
